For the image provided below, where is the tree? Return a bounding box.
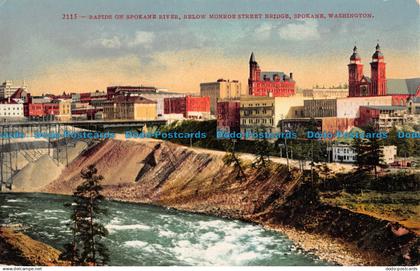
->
[222,140,247,181]
[387,125,417,158]
[387,124,399,147]
[60,165,109,266]
[252,129,272,178]
[315,163,332,182]
[352,136,369,172]
[397,128,416,158]
[59,202,82,265]
[352,125,384,178]
[365,127,384,178]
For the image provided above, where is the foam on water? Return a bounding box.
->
[106,224,151,233]
[14,212,31,216]
[169,220,278,265]
[124,240,149,248]
[44,209,66,213]
[1,193,329,266]
[7,199,26,203]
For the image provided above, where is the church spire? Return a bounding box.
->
[372,43,384,60]
[350,46,361,61]
[249,52,256,63]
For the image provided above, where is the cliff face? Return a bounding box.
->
[42,139,419,266]
[43,139,288,218]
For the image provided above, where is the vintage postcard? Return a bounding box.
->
[0,0,419,270]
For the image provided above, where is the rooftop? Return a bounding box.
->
[113,95,156,104]
[361,105,406,111]
[261,71,292,82]
[387,78,420,95]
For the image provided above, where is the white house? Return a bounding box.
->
[329,144,397,164]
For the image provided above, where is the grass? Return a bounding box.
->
[320,191,420,234]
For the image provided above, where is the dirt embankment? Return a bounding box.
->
[41,139,419,266]
[0,227,67,266]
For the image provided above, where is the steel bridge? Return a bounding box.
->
[0,119,167,131]
[0,119,167,191]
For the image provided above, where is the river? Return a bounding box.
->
[0,193,330,266]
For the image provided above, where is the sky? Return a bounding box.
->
[0,0,419,95]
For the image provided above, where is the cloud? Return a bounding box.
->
[85,31,155,49]
[99,36,122,49]
[127,31,155,47]
[86,36,122,49]
[278,20,320,41]
[254,23,273,40]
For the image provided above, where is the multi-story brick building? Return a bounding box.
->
[216,100,240,133]
[200,79,242,114]
[358,105,407,129]
[25,103,59,119]
[248,52,295,97]
[164,96,210,120]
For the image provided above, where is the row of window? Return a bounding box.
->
[336,148,353,154]
[0,107,21,110]
[242,109,271,115]
[241,118,273,125]
[0,112,22,116]
[334,155,355,161]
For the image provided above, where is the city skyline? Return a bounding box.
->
[0,0,419,94]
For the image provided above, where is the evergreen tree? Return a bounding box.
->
[352,125,384,178]
[364,125,384,178]
[222,140,247,181]
[387,124,399,147]
[60,165,109,266]
[352,136,369,172]
[252,128,272,178]
[59,202,82,265]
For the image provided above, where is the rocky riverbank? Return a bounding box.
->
[0,226,66,266]
[33,138,418,266]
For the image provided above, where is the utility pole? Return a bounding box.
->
[311,140,314,183]
[0,126,3,191]
[56,124,60,164]
[47,124,50,156]
[284,137,290,172]
[65,129,69,166]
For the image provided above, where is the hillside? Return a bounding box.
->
[41,138,419,266]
